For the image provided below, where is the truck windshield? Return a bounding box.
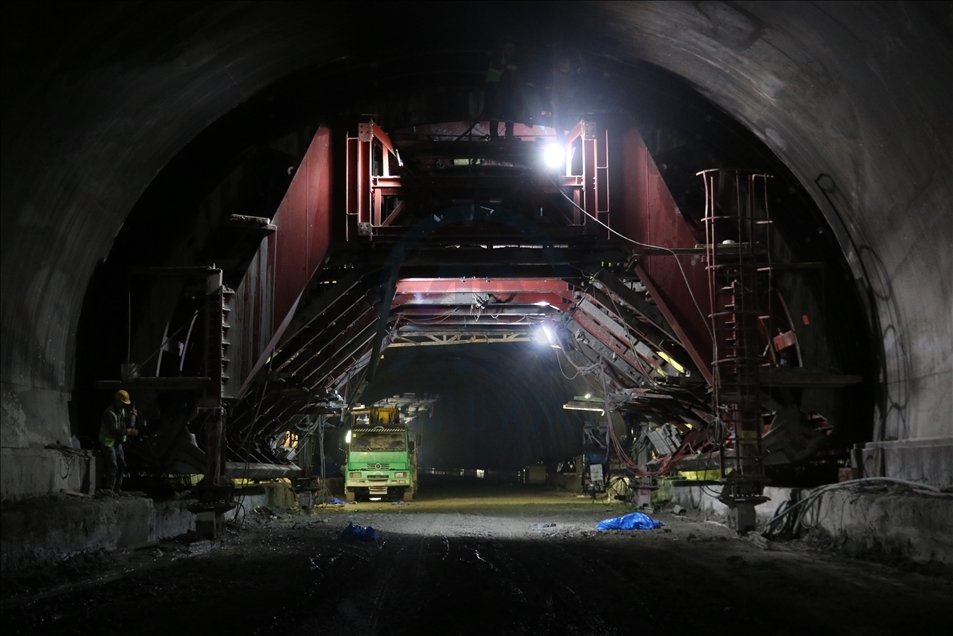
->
[351,432,405,452]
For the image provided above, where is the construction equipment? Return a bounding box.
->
[343,406,418,502]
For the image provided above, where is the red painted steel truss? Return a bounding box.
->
[191,118,789,483]
[345,119,610,239]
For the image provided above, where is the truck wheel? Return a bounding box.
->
[344,490,355,503]
[403,489,414,502]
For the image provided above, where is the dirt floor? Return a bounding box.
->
[2,478,951,635]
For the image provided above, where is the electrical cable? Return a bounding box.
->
[554,346,580,380]
[606,408,697,478]
[129,311,200,375]
[45,442,88,481]
[550,177,714,340]
[554,340,603,381]
[700,483,725,499]
[400,309,460,325]
[595,278,664,388]
[232,361,272,531]
[761,477,943,540]
[600,362,652,477]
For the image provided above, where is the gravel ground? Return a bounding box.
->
[2,480,951,635]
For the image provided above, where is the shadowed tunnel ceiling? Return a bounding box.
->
[1,2,950,477]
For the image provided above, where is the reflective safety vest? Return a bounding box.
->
[99,406,129,447]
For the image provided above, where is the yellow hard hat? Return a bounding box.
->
[115,390,131,404]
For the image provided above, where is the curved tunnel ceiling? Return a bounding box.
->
[1,2,950,465]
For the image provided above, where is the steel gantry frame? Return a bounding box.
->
[344,119,610,240]
[104,114,863,536]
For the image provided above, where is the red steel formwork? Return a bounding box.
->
[616,129,714,385]
[230,127,333,399]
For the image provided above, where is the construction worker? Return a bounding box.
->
[485,42,522,138]
[99,390,138,495]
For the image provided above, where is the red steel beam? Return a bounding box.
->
[286,303,378,378]
[573,296,673,375]
[299,318,378,386]
[357,137,370,226]
[392,121,557,141]
[345,137,359,239]
[563,121,585,149]
[616,128,713,384]
[393,314,546,325]
[394,278,571,295]
[570,309,654,381]
[278,300,377,375]
[583,136,597,223]
[393,292,569,309]
[233,127,334,400]
[635,263,714,385]
[361,121,398,159]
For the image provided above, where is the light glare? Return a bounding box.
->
[534,326,555,345]
[543,143,564,169]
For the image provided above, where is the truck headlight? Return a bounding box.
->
[394,472,407,478]
[349,472,361,479]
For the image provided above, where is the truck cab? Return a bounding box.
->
[344,406,418,502]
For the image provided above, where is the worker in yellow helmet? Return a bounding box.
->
[99,390,139,495]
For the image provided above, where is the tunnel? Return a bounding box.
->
[2,2,951,633]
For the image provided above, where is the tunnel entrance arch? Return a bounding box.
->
[4,0,949,510]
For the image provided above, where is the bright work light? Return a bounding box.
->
[543,143,564,169]
[345,429,352,444]
[534,325,555,345]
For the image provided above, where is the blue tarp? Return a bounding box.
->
[596,512,663,531]
[328,496,355,505]
[339,521,379,542]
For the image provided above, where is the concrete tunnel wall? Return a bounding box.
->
[1,2,950,499]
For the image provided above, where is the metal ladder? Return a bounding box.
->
[700,170,773,507]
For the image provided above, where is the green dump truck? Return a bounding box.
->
[344,406,418,502]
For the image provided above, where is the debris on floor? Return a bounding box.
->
[3,485,950,636]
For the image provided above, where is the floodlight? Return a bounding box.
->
[543,143,564,169]
[345,429,352,444]
[534,325,555,345]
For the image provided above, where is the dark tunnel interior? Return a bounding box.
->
[362,344,590,471]
[2,3,952,634]
[63,8,876,476]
